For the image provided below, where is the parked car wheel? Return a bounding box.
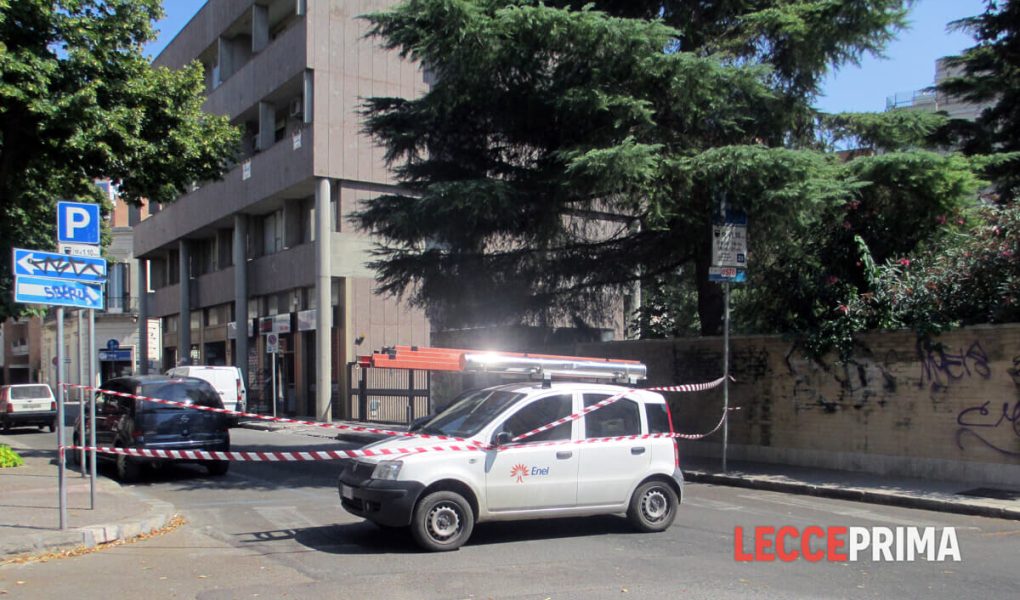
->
[114,444,140,482]
[48,420,56,433]
[1,418,10,433]
[410,491,474,552]
[205,460,230,476]
[69,434,81,466]
[627,480,678,533]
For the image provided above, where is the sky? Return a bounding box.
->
[145,0,988,114]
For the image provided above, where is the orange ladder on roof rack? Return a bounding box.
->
[358,345,647,382]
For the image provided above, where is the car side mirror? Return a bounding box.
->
[493,431,513,447]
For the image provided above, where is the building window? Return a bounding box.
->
[107,263,131,312]
[261,209,284,255]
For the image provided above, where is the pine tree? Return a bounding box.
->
[356,0,977,339]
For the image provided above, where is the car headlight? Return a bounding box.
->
[371,460,403,481]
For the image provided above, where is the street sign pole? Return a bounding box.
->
[56,308,67,530]
[722,282,730,473]
[77,310,86,476]
[271,350,278,418]
[88,308,97,509]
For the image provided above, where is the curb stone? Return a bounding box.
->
[684,470,1020,521]
[1,491,176,559]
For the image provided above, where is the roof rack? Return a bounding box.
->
[357,345,646,384]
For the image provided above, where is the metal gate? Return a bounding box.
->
[346,362,431,424]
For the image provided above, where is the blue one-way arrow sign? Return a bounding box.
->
[14,275,104,310]
[13,248,106,283]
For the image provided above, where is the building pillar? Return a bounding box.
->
[315,178,332,421]
[178,240,191,365]
[138,258,149,374]
[233,214,249,387]
[251,4,269,53]
[258,101,275,152]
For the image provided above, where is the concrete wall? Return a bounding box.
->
[563,324,1020,485]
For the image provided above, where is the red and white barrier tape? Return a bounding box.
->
[510,375,730,443]
[61,374,736,461]
[61,383,474,446]
[64,407,740,463]
[63,443,482,462]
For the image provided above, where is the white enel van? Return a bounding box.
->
[166,366,247,415]
[338,381,683,552]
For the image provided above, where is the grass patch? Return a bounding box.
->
[0,443,25,468]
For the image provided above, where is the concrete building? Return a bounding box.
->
[134,0,430,420]
[0,317,42,385]
[885,57,995,120]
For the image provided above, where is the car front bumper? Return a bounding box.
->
[338,464,425,527]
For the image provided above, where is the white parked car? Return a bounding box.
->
[338,381,682,551]
[166,366,247,417]
[1,384,57,433]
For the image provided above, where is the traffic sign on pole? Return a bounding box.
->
[57,201,101,245]
[13,248,107,282]
[14,275,104,310]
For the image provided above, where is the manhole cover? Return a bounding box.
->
[957,487,1020,501]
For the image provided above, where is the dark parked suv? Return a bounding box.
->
[72,375,231,481]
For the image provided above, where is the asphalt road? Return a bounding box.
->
[2,427,1018,599]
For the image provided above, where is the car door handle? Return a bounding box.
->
[556,451,573,460]
[631,447,646,455]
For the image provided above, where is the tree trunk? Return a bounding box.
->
[695,240,725,336]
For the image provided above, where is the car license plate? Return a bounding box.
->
[341,484,354,500]
[21,403,41,411]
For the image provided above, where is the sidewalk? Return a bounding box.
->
[244,419,1020,521]
[682,455,1020,521]
[0,438,176,560]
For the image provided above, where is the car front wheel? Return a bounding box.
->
[627,480,678,533]
[410,490,474,552]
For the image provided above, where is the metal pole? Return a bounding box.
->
[77,310,85,475]
[56,307,67,530]
[271,350,277,418]
[88,308,97,509]
[722,282,730,473]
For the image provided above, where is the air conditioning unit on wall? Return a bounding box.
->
[289,98,303,118]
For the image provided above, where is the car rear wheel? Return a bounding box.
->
[69,434,81,467]
[1,418,10,433]
[48,420,56,433]
[410,490,474,552]
[205,460,229,476]
[627,480,678,533]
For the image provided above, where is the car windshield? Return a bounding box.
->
[138,381,223,411]
[418,389,526,438]
[10,385,50,400]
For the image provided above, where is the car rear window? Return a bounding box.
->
[138,381,223,411]
[10,385,52,400]
[646,402,671,434]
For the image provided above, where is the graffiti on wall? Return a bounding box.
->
[917,339,991,392]
[785,344,897,414]
[956,399,1020,457]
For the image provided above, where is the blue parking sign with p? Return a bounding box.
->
[57,201,101,245]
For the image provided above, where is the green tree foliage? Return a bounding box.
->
[937,0,1020,201]
[0,0,239,320]
[356,0,978,342]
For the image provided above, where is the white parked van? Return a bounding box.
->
[166,366,247,416]
[1,384,57,432]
